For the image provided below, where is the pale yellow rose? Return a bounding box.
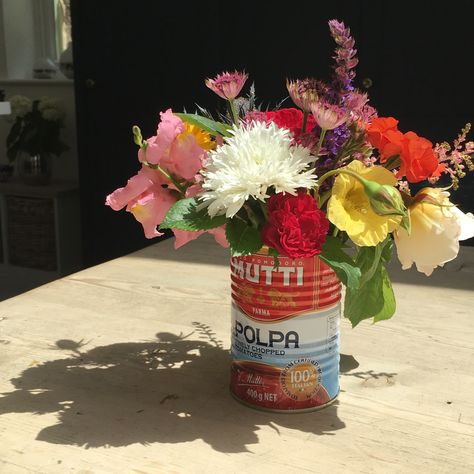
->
[394,188,474,276]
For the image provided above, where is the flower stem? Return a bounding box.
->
[317,190,332,208]
[313,128,327,159]
[244,204,259,228]
[228,99,239,125]
[302,111,308,133]
[258,201,268,220]
[317,167,362,188]
[144,161,186,196]
[158,166,187,195]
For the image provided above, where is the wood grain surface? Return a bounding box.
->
[1,236,473,473]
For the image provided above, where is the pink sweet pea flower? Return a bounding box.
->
[105,165,167,211]
[138,109,205,181]
[161,131,205,181]
[173,227,228,249]
[129,186,177,238]
[106,165,228,247]
[171,184,228,249]
[205,71,248,100]
[138,110,184,165]
[106,165,175,238]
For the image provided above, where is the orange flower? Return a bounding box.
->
[398,131,439,183]
[368,117,441,183]
[367,117,400,152]
[380,129,404,161]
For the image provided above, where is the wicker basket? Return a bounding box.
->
[6,195,57,271]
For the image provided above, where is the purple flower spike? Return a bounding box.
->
[328,19,359,101]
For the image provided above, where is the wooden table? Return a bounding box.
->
[1,236,473,473]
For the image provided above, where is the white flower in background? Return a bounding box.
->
[200,121,317,217]
[9,95,32,117]
[394,188,474,276]
[41,108,64,121]
[38,96,62,111]
[38,96,65,121]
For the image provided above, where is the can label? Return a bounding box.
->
[230,252,341,411]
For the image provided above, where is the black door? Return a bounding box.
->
[71,1,474,268]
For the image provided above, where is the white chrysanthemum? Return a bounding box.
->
[200,121,317,217]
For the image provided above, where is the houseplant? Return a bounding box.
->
[6,95,68,185]
[107,19,474,411]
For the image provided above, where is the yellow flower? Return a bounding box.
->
[327,161,402,246]
[178,123,215,151]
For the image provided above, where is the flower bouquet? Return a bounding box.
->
[6,95,68,184]
[107,20,474,410]
[6,95,68,162]
[107,18,474,323]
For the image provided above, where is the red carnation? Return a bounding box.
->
[262,191,329,258]
[247,107,316,140]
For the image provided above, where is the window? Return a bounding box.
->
[54,0,71,58]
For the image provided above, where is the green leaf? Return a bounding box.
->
[344,237,396,327]
[380,236,394,263]
[344,264,384,327]
[319,236,361,290]
[6,119,22,149]
[373,266,396,323]
[400,212,411,234]
[268,247,280,269]
[160,198,227,231]
[384,154,401,171]
[226,219,263,256]
[358,244,382,287]
[175,113,231,137]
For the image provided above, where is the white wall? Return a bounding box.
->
[0,80,78,182]
[0,2,8,77]
[1,0,36,79]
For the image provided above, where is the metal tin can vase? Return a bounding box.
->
[230,250,341,412]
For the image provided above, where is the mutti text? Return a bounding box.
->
[234,320,300,349]
[231,258,304,286]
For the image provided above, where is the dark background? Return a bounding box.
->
[70,0,474,267]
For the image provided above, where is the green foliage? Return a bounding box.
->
[344,237,396,327]
[319,236,361,289]
[384,154,401,171]
[268,247,280,268]
[175,113,231,137]
[160,198,227,231]
[225,219,263,256]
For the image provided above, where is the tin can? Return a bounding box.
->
[230,251,341,412]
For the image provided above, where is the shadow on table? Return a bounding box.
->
[0,324,345,452]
